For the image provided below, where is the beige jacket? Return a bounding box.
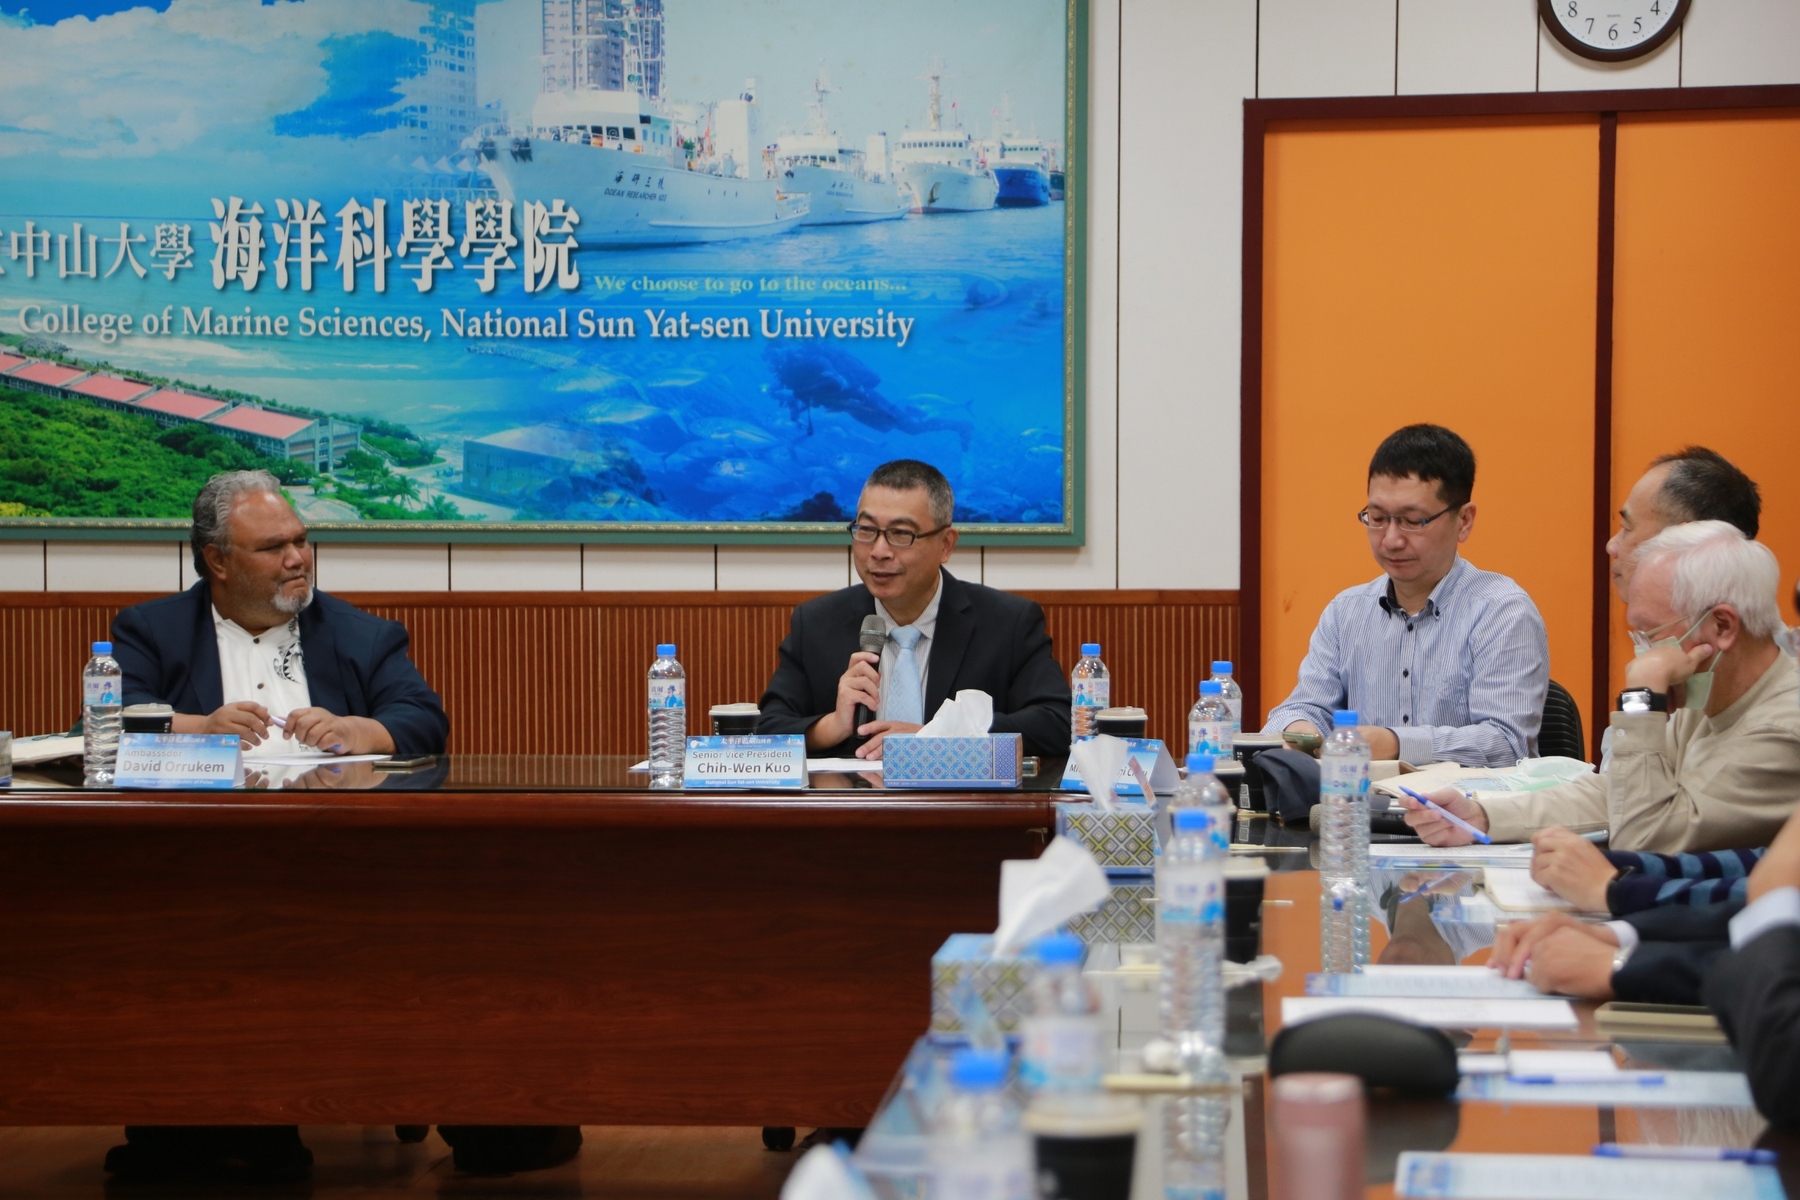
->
[1481,653,1800,853]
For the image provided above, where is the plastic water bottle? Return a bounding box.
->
[1209,661,1243,736]
[82,640,123,789]
[930,1048,1031,1200]
[1158,805,1232,1200]
[1019,933,1105,1094]
[1070,643,1109,742]
[646,643,686,787]
[1320,710,1373,974]
[1187,681,1233,760]
[1171,752,1232,812]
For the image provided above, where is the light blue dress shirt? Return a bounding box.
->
[1262,556,1549,767]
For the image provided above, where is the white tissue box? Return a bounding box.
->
[929,933,1038,1035]
[883,734,1023,789]
[1066,876,1158,946]
[1054,801,1158,870]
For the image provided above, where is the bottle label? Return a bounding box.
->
[1072,678,1109,708]
[648,679,685,709]
[1019,1014,1104,1092]
[1189,718,1228,758]
[84,676,119,707]
[1158,861,1224,925]
[1320,757,1369,797]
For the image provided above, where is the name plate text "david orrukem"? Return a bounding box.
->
[114,732,244,789]
[682,734,807,789]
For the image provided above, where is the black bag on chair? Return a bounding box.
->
[1246,748,1320,825]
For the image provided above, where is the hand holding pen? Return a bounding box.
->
[1397,784,1492,846]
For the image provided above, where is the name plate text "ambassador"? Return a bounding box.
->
[682,735,807,790]
[114,732,244,790]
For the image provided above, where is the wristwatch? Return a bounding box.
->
[1616,687,1668,714]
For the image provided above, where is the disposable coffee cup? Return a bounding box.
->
[709,703,761,736]
[121,704,174,734]
[1025,1093,1140,1200]
[1094,707,1147,739]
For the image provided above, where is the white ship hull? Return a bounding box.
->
[780,164,908,225]
[897,162,998,214]
[482,140,806,248]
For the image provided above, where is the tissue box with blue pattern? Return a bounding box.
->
[1054,800,1158,872]
[883,733,1023,789]
[929,933,1038,1035]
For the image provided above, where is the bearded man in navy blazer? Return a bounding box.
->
[111,469,447,759]
[758,459,1072,759]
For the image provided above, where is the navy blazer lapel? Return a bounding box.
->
[924,569,974,717]
[298,597,348,715]
[187,582,226,715]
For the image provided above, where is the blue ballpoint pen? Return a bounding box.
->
[1398,785,1493,845]
[1594,1144,1777,1164]
[1509,1073,1664,1085]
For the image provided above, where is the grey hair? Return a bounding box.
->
[191,470,284,580]
[1635,519,1784,640]
[864,459,955,527]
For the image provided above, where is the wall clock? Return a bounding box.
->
[1539,0,1690,62]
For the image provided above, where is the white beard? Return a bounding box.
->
[271,578,315,615]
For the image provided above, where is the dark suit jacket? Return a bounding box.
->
[111,582,449,756]
[1705,924,1800,1131]
[756,569,1072,758]
[1611,900,1743,1008]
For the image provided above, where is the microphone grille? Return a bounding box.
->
[859,614,888,654]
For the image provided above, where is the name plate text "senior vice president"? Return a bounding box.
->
[682,735,807,790]
[113,732,246,789]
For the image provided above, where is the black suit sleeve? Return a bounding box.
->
[1625,900,1743,943]
[1704,926,1800,1132]
[352,618,449,756]
[757,602,826,740]
[1613,939,1731,1007]
[110,603,171,710]
[987,598,1071,759]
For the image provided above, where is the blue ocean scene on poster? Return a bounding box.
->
[0,0,1075,534]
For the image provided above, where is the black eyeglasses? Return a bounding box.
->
[1358,505,1458,535]
[847,522,950,548]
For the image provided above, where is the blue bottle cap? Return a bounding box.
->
[1080,642,1101,657]
[1186,752,1215,775]
[1034,932,1086,966]
[948,1048,1010,1091]
[1212,660,1233,674]
[1173,808,1213,835]
[1200,680,1222,695]
[1333,710,1361,727]
[92,641,112,654]
[655,643,677,658]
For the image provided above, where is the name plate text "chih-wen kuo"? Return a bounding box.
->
[681,734,807,790]
[113,732,245,789]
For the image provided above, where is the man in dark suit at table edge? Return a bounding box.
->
[104,471,573,1180]
[757,458,1072,760]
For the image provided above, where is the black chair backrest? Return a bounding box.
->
[1539,679,1587,761]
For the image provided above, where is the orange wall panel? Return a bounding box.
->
[1260,117,1601,738]
[1611,111,1800,692]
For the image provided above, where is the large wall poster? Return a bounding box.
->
[0,0,1084,544]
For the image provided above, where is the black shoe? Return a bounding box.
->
[438,1125,583,1175]
[104,1126,313,1183]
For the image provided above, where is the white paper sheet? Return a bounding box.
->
[1371,843,1535,865]
[8,733,83,765]
[1281,996,1579,1030]
[806,758,883,773]
[1307,966,1545,1000]
[244,753,390,766]
[1395,1152,1777,1200]
[1456,1071,1757,1108]
[1484,867,1603,914]
[1507,1050,1620,1077]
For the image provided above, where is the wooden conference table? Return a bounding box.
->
[0,755,1057,1128]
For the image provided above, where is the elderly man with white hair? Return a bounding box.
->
[1402,520,1800,853]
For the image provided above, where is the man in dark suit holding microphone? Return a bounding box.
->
[758,459,1072,759]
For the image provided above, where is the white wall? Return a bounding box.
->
[15,0,1800,594]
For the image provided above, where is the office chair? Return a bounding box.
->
[1539,680,1586,762]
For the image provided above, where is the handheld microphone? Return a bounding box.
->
[853,614,886,736]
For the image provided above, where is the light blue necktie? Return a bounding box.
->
[887,625,924,725]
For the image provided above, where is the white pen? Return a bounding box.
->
[1398,786,1493,845]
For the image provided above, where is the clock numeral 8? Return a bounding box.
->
[1567,0,1577,15]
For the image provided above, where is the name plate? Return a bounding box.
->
[1059,737,1180,796]
[114,732,244,789]
[682,734,807,789]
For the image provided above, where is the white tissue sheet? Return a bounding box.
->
[917,689,995,737]
[993,837,1111,956]
[1069,734,1130,810]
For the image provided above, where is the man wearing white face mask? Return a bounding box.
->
[1402,521,1800,853]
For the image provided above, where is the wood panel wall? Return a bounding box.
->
[0,590,1239,757]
